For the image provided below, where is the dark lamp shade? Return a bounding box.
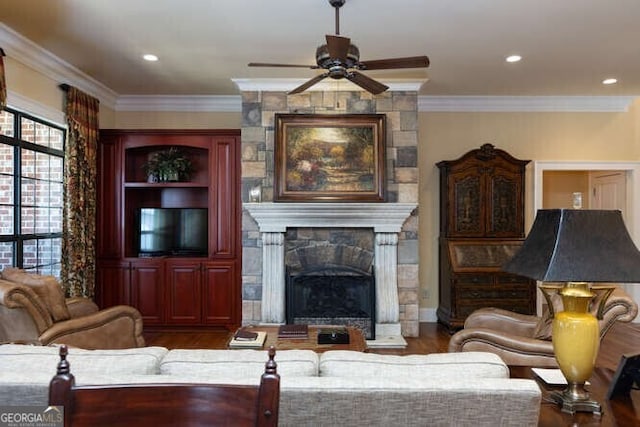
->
[503,209,640,282]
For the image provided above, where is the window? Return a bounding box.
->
[0,107,65,277]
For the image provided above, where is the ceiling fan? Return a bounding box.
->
[248,0,429,95]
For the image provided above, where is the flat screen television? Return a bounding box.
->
[136,208,208,257]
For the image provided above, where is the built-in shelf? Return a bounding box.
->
[124,182,209,188]
[97,129,241,329]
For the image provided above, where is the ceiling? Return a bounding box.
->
[1,0,640,97]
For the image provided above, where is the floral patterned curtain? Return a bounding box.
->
[61,86,99,297]
[0,48,7,110]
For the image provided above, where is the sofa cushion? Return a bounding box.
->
[0,344,168,375]
[532,308,554,340]
[1,268,70,322]
[319,350,509,379]
[277,377,541,427]
[532,289,563,340]
[160,349,319,378]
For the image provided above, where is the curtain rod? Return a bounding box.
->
[59,83,70,92]
[0,48,5,57]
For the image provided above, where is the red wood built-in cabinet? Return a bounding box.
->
[96,130,241,329]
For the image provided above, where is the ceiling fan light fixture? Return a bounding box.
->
[328,66,348,79]
[505,55,522,63]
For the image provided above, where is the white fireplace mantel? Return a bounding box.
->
[243,202,417,232]
[244,202,416,347]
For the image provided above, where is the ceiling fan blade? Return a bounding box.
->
[346,71,389,95]
[248,62,319,69]
[325,35,351,62]
[289,73,329,95]
[358,55,430,70]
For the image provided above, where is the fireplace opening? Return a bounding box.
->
[286,266,375,339]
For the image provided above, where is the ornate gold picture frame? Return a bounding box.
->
[274,113,385,202]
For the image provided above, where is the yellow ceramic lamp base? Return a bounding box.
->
[553,311,599,385]
[548,283,603,415]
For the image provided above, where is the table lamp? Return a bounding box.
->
[503,209,640,414]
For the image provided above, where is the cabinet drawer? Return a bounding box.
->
[457,304,481,318]
[453,275,492,285]
[458,301,533,317]
[457,285,531,301]
[496,274,532,285]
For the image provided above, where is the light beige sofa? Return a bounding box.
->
[0,344,541,427]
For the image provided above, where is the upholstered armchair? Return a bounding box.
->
[0,268,145,349]
[448,285,638,367]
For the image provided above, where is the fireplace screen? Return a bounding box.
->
[286,267,375,339]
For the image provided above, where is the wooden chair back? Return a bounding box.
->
[49,345,280,427]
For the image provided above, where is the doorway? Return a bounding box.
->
[532,161,640,314]
[541,170,627,215]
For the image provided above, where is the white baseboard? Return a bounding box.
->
[419,308,438,322]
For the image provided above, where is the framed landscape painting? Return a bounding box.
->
[274,114,386,202]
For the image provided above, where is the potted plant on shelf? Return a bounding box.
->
[143,147,194,182]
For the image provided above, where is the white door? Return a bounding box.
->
[590,171,627,218]
[589,170,640,321]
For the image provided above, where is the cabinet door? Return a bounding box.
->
[486,167,524,236]
[210,136,239,256]
[449,169,484,237]
[202,261,237,325]
[165,260,202,324]
[96,260,130,309]
[96,133,122,258]
[130,259,164,325]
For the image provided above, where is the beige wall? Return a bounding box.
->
[543,171,590,209]
[5,58,62,112]
[418,103,640,312]
[7,56,640,317]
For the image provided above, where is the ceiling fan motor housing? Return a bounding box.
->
[315,43,360,69]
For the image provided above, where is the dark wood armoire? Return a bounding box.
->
[436,144,536,332]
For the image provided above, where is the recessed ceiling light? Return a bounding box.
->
[602,78,618,85]
[505,55,522,63]
[143,54,158,62]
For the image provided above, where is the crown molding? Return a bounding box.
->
[116,95,241,112]
[232,78,427,93]
[418,95,638,112]
[0,23,118,109]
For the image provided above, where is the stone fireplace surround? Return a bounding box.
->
[239,87,421,343]
[245,202,416,347]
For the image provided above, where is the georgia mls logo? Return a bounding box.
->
[0,405,63,427]
[43,406,63,423]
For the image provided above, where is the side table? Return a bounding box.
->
[510,366,640,427]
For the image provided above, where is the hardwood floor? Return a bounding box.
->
[144,321,640,371]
